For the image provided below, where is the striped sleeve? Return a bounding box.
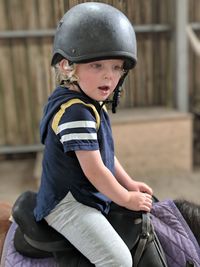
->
[56,103,99,152]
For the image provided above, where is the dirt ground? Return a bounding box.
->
[0,158,38,205]
[0,157,200,206]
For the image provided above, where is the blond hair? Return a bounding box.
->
[54,62,79,86]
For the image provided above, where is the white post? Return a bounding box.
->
[175,0,189,112]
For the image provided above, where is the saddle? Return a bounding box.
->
[12,191,168,267]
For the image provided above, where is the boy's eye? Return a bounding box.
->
[114,65,123,71]
[90,63,102,69]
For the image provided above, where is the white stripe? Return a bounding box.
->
[57,120,96,134]
[60,133,97,143]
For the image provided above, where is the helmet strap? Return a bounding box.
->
[73,81,90,99]
[110,71,128,113]
[111,85,123,113]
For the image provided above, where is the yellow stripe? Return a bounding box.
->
[103,105,107,112]
[52,98,100,134]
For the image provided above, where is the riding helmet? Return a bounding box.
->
[51,2,137,70]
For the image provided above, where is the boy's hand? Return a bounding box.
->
[125,191,152,212]
[129,181,153,196]
[136,181,153,195]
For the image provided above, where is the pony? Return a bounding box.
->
[1,195,200,267]
[0,202,12,258]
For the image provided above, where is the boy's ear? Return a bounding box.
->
[59,59,69,71]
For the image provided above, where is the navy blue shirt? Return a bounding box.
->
[34,86,115,221]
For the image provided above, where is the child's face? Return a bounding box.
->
[76,59,124,101]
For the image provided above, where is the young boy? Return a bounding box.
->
[34,2,153,266]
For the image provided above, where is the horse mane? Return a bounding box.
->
[174,199,200,246]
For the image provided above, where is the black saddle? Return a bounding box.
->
[12,191,167,267]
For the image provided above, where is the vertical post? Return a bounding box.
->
[175,0,189,112]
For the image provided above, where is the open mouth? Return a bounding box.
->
[98,86,110,92]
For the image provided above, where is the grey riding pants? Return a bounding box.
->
[45,192,132,267]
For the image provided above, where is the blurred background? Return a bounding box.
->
[0,0,200,205]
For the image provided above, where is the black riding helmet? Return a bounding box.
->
[51,2,137,112]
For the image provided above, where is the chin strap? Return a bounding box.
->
[110,71,128,113]
[111,85,123,113]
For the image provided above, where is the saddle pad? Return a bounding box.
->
[0,221,58,267]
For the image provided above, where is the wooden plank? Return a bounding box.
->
[24,0,42,143]
[188,0,195,110]
[37,0,56,142]
[143,0,153,106]
[157,1,166,105]
[52,0,65,25]
[193,0,200,111]
[0,0,7,145]
[164,0,174,107]
[0,0,19,145]
[9,0,35,144]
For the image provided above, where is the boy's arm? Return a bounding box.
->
[75,150,152,212]
[75,150,129,206]
[114,156,153,195]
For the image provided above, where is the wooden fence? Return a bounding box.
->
[188,0,200,112]
[188,1,200,166]
[0,0,200,159]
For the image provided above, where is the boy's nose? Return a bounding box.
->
[103,67,114,80]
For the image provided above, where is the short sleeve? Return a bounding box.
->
[56,103,99,153]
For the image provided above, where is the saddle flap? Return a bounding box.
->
[12,191,69,245]
[14,226,52,258]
